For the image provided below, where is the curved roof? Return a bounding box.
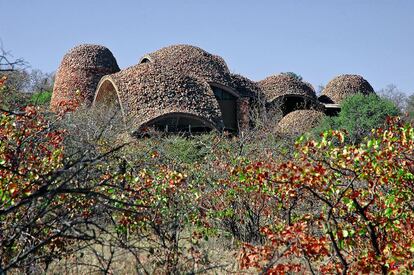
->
[139,44,233,87]
[93,62,224,132]
[258,73,317,103]
[51,44,120,110]
[229,73,264,99]
[276,109,325,135]
[321,74,375,104]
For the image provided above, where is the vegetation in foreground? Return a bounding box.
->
[1,73,414,274]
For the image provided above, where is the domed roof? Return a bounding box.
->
[58,44,119,69]
[276,109,325,135]
[230,73,264,99]
[51,44,120,111]
[93,62,224,132]
[139,44,232,86]
[321,74,375,104]
[258,73,317,103]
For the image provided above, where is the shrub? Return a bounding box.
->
[239,118,414,273]
[29,90,52,106]
[314,93,400,143]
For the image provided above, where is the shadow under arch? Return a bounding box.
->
[269,94,322,117]
[209,82,240,133]
[138,55,153,64]
[136,112,217,136]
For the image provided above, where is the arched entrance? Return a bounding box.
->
[139,113,214,135]
[93,78,124,113]
[210,84,239,132]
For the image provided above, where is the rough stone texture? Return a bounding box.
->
[139,44,233,87]
[237,97,251,131]
[258,73,317,103]
[229,73,263,99]
[51,44,120,111]
[96,62,224,131]
[276,109,325,136]
[53,43,377,135]
[321,74,375,104]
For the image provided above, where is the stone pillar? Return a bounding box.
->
[237,97,250,132]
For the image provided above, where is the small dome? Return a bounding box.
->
[93,62,224,133]
[258,73,317,103]
[139,44,232,86]
[276,109,325,135]
[321,74,375,104]
[51,44,120,111]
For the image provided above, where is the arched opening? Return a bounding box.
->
[139,113,214,135]
[94,79,122,110]
[278,95,317,116]
[318,95,334,104]
[210,84,238,132]
[93,78,125,125]
[139,55,152,64]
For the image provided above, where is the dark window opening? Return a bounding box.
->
[140,58,151,64]
[324,106,341,116]
[318,95,334,104]
[280,96,314,116]
[212,86,238,132]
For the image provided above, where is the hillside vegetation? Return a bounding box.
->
[0,77,414,274]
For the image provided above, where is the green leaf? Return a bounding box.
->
[384,207,393,218]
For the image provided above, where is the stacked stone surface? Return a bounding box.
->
[51,44,120,111]
[51,43,377,136]
[140,44,233,87]
[276,109,325,135]
[258,73,317,103]
[98,62,223,130]
[321,74,375,104]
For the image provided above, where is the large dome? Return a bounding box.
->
[258,73,317,103]
[139,44,232,86]
[93,62,224,133]
[321,74,375,104]
[276,109,325,136]
[51,44,120,111]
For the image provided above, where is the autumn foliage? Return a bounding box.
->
[1,73,413,274]
[238,117,414,273]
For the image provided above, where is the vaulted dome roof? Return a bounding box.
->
[139,44,232,86]
[320,74,375,104]
[51,44,120,111]
[93,62,224,133]
[258,73,317,103]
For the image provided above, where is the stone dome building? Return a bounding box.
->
[51,43,377,136]
[51,44,120,111]
[320,74,375,104]
[258,73,321,116]
[94,62,223,134]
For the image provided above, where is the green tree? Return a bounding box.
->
[281,72,303,81]
[314,93,400,143]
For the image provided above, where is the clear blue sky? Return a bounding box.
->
[1,0,413,94]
